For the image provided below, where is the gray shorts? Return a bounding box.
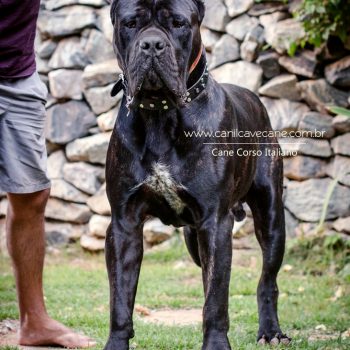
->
[0,72,51,194]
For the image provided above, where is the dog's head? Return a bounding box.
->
[110,0,205,107]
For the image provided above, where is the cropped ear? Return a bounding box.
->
[110,0,119,25]
[194,0,205,23]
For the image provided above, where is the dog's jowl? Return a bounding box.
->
[104,1,291,349]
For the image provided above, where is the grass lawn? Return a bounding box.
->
[0,233,349,350]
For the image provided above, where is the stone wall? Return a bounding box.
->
[0,0,349,253]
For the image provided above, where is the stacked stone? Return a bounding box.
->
[0,0,349,253]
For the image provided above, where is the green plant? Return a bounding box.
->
[316,176,339,234]
[293,0,350,49]
[327,106,350,117]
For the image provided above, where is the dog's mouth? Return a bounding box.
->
[126,53,187,109]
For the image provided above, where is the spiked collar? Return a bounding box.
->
[110,54,209,112]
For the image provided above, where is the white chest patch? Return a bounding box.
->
[143,163,186,214]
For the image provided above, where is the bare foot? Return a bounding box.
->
[19,317,96,348]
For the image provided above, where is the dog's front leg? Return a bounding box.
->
[104,218,143,350]
[198,214,234,350]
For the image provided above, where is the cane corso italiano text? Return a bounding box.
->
[104,1,291,349]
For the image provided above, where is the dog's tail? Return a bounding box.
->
[184,227,201,267]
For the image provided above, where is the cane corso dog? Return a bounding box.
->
[104,0,291,349]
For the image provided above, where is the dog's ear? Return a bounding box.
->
[194,0,205,23]
[109,0,119,25]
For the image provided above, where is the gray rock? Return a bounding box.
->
[80,234,105,251]
[225,0,254,18]
[47,150,67,179]
[240,25,264,62]
[49,37,89,69]
[248,2,288,16]
[297,79,349,114]
[48,69,83,100]
[97,107,118,132]
[261,97,309,131]
[51,179,89,203]
[298,112,335,139]
[283,156,327,181]
[256,51,281,78]
[211,61,263,92]
[331,133,350,156]
[326,155,350,187]
[143,218,174,244]
[259,74,301,101]
[84,29,115,64]
[66,132,111,164]
[284,209,299,237]
[226,14,259,41]
[45,198,92,223]
[332,115,350,134]
[278,51,318,78]
[98,6,114,43]
[265,18,305,54]
[82,59,121,89]
[37,40,58,59]
[240,40,258,62]
[45,221,87,242]
[46,101,96,144]
[332,217,350,234]
[200,27,222,52]
[37,57,50,74]
[209,34,240,69]
[63,162,104,195]
[325,56,350,88]
[88,214,110,238]
[259,11,289,28]
[84,83,122,114]
[279,137,332,158]
[202,0,230,32]
[87,183,111,215]
[38,6,97,38]
[46,0,106,11]
[285,178,350,222]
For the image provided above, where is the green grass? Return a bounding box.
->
[0,235,349,350]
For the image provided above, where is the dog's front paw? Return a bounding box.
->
[104,337,129,350]
[257,331,291,346]
[202,333,231,350]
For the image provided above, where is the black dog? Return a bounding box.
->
[104,1,291,349]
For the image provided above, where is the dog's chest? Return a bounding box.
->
[141,162,185,215]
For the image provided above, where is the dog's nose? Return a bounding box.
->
[140,36,166,55]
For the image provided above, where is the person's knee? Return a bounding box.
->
[7,188,50,220]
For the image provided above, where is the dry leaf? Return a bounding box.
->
[135,304,151,316]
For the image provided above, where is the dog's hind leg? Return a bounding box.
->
[246,155,291,346]
[104,217,144,350]
[197,214,234,350]
[184,227,201,267]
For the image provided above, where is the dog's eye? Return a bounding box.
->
[125,20,137,29]
[173,20,185,28]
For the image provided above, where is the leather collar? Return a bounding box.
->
[111,54,208,112]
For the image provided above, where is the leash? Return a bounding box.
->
[111,47,208,112]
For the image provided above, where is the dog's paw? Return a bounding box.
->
[103,337,129,350]
[257,332,291,346]
[202,334,231,350]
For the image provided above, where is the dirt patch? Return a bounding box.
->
[138,308,202,326]
[0,320,61,350]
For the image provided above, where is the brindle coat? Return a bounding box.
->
[104,1,290,349]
